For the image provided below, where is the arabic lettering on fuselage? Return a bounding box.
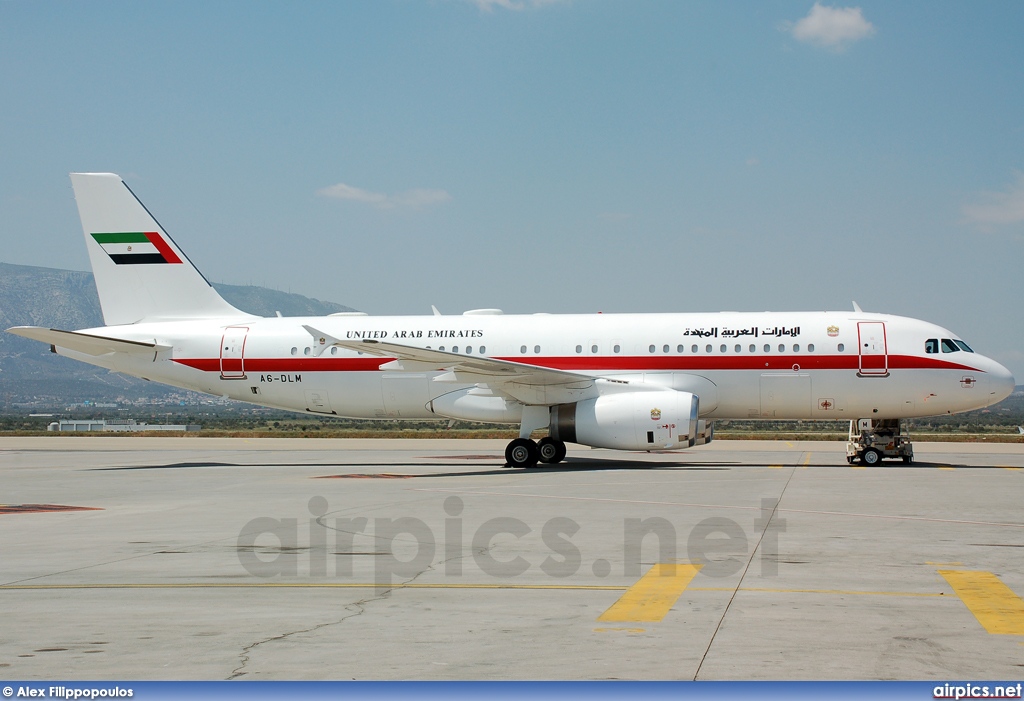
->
[761,326,800,338]
[684,326,802,339]
[683,327,718,338]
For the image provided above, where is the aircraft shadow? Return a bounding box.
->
[93,458,740,476]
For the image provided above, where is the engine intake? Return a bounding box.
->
[550,391,698,451]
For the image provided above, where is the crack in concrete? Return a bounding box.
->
[226,542,486,679]
[692,469,796,681]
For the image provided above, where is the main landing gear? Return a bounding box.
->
[504,436,567,468]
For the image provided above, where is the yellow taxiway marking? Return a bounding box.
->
[939,570,1024,635]
[769,464,783,469]
[1000,466,1021,472]
[939,466,956,471]
[801,453,812,468]
[0,581,950,600]
[0,582,626,591]
[689,586,945,598]
[597,563,701,623]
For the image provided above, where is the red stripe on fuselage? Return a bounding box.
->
[172,354,980,374]
[144,232,182,264]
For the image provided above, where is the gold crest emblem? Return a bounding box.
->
[827,325,839,337]
[650,408,662,421]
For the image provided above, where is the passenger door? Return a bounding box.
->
[219,326,248,379]
[857,322,888,376]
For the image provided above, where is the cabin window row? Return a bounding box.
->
[287,342,848,356]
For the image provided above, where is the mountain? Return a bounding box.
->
[0,262,357,407]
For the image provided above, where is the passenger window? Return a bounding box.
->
[749,344,755,352]
[925,339,939,354]
[691,344,698,353]
[290,347,297,356]
[706,344,712,353]
[763,344,770,353]
[808,343,815,352]
[838,343,845,352]
[778,344,785,352]
[303,347,311,356]
[734,344,741,353]
[520,345,527,354]
[592,345,598,353]
[439,346,446,351]
[576,345,582,354]
[941,339,959,353]
[331,347,338,356]
[677,344,684,353]
[793,344,800,352]
[720,344,727,353]
[534,345,541,354]
[954,340,974,353]
[649,344,656,353]
[453,346,459,353]
[480,346,486,354]
[663,344,670,353]
[614,344,621,353]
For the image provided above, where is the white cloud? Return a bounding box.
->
[789,3,876,50]
[316,183,451,209]
[962,172,1024,227]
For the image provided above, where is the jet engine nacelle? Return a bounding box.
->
[549,390,698,451]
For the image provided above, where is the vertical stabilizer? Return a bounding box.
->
[70,173,249,325]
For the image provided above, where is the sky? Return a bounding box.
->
[2,1,1023,380]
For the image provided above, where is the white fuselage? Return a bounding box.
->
[59,310,1015,423]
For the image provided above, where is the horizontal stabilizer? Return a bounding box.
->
[6,326,171,356]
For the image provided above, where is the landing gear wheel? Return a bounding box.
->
[861,448,882,466]
[537,437,567,464]
[902,455,914,464]
[505,438,539,468]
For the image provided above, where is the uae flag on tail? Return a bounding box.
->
[91,232,183,265]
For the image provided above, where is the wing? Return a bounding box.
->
[302,325,622,392]
[6,326,171,356]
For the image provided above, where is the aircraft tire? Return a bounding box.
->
[537,437,567,464]
[861,448,882,466]
[506,438,540,468]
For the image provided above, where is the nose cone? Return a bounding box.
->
[986,359,1016,404]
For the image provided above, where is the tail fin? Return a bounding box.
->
[70,173,248,325]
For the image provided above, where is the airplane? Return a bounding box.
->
[6,173,1016,467]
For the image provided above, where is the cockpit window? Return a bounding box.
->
[925,339,938,354]
[940,339,959,353]
[954,340,974,353]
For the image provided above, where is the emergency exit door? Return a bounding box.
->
[857,322,888,376]
[220,326,249,379]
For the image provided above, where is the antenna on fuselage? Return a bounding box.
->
[852,301,864,313]
[431,305,442,316]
